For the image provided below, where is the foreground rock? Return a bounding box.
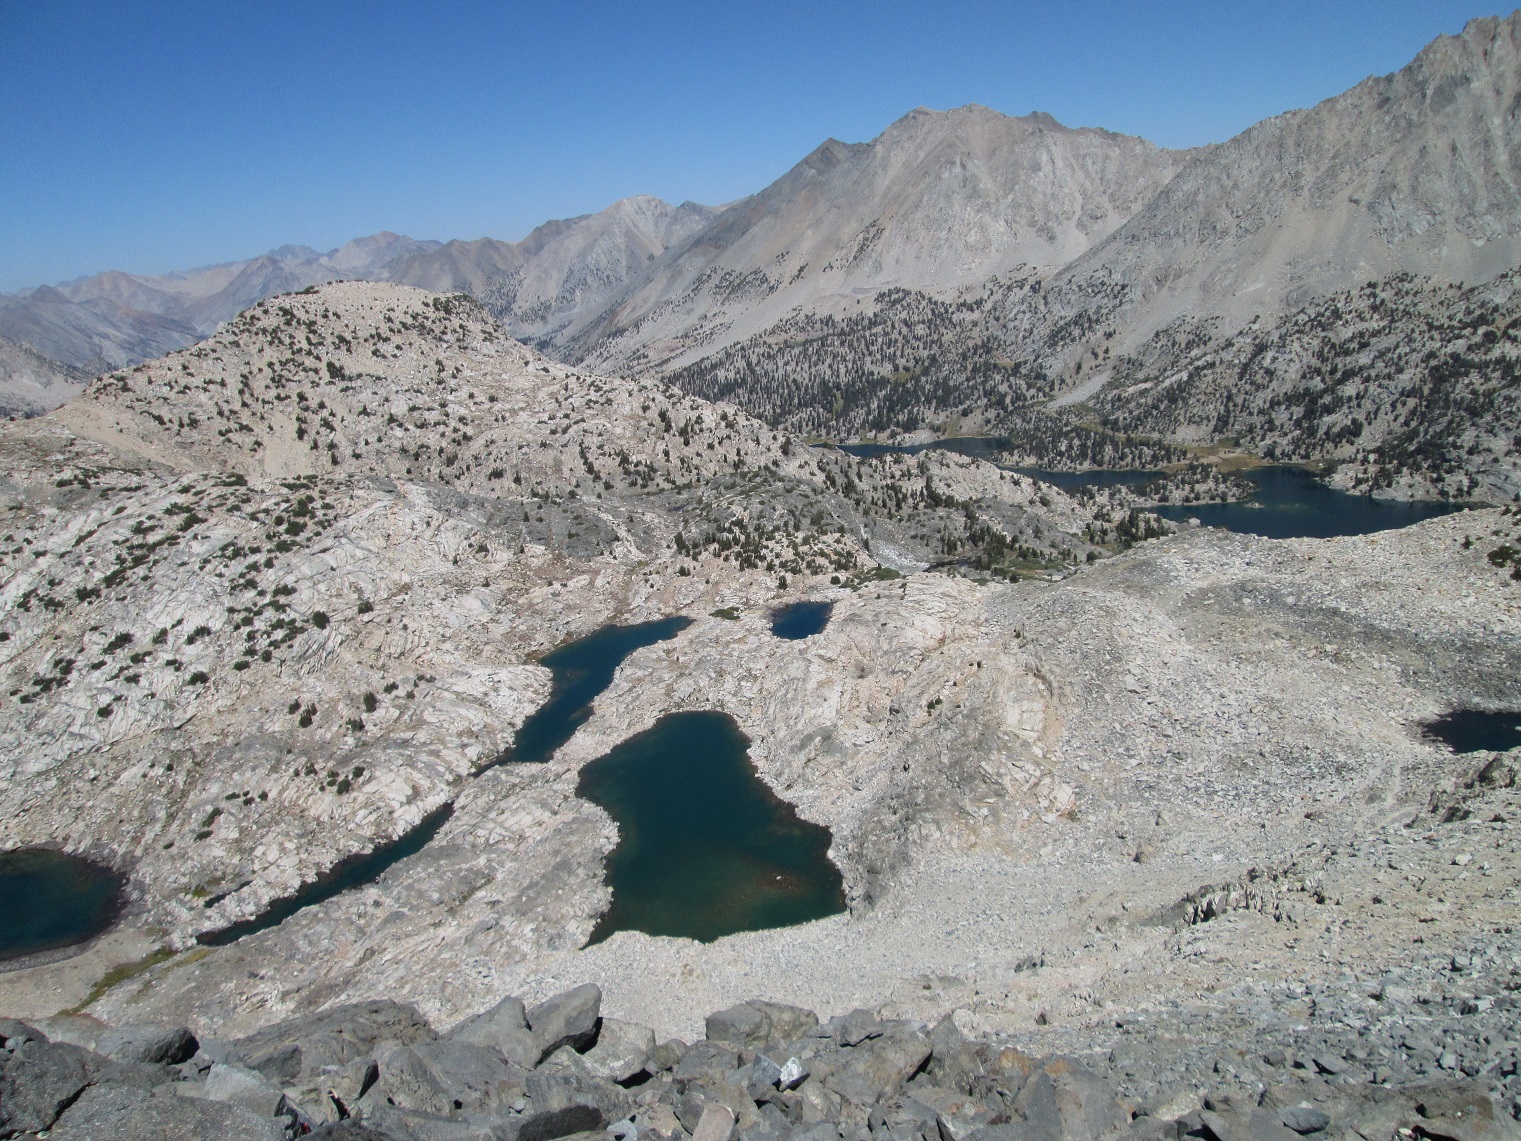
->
[4,977,1518,1141]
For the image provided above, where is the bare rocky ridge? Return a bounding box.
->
[609,14,1521,496]
[1030,12,1521,377]
[562,108,1188,378]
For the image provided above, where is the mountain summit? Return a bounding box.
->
[563,105,1191,374]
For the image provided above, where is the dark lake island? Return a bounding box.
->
[770,600,834,640]
[579,710,846,944]
[1422,709,1521,755]
[1,848,123,962]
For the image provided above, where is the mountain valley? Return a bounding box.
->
[3,13,1521,1141]
[0,281,1514,1077]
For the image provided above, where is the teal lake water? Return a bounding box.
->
[0,849,122,961]
[501,616,694,765]
[579,710,846,944]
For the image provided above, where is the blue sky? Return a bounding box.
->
[0,0,1500,291]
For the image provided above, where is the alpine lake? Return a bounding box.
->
[21,440,1486,954]
[193,610,845,950]
[833,438,1475,539]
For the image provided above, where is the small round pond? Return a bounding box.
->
[1422,709,1521,755]
[770,601,834,640]
[1,849,123,962]
[578,710,846,944]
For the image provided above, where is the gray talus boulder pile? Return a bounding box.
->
[5,984,1519,1141]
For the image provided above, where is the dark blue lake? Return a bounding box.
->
[1422,709,1521,754]
[502,616,694,765]
[201,616,693,946]
[828,439,1475,539]
[579,711,846,944]
[1149,466,1473,539]
[771,601,834,640]
[1,849,122,961]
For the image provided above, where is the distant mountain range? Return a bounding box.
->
[5,13,1519,496]
[0,198,717,400]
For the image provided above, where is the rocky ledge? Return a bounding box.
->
[5,971,1519,1141]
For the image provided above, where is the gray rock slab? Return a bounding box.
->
[49,1081,287,1141]
[819,1028,931,1107]
[706,1005,771,1051]
[235,999,438,1084]
[203,1061,293,1119]
[693,1103,737,1141]
[449,994,538,1069]
[1277,1105,1330,1135]
[526,1065,631,1123]
[580,1018,655,1083]
[528,984,603,1063]
[0,1039,97,1135]
[34,1014,107,1052]
[97,1022,199,1065]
